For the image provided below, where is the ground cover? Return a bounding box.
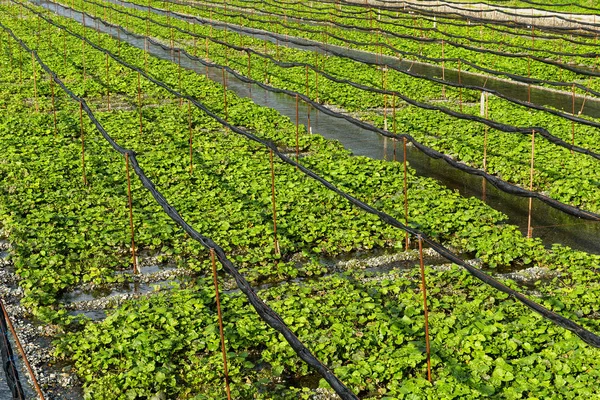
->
[0,1,599,399]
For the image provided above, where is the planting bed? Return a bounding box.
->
[0,0,598,399]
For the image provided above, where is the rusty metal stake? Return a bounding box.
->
[403,137,409,250]
[117,29,121,58]
[483,92,488,201]
[137,72,143,135]
[571,83,576,152]
[79,102,87,186]
[247,50,251,77]
[209,248,232,400]
[178,50,182,107]
[527,130,535,239]
[263,41,268,82]
[18,47,22,86]
[383,68,388,131]
[418,236,432,383]
[222,68,228,128]
[0,300,45,400]
[305,64,309,98]
[205,35,209,63]
[125,152,139,274]
[188,100,193,175]
[31,52,38,113]
[269,149,280,256]
[106,53,110,111]
[315,58,319,103]
[81,37,86,81]
[392,94,397,161]
[307,103,311,134]
[458,59,463,112]
[50,77,57,138]
[441,40,445,100]
[295,93,299,167]
[527,56,531,103]
[7,32,13,70]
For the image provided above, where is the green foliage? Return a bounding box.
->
[0,2,599,399]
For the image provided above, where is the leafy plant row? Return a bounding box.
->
[1,2,600,398]
[57,0,600,215]
[140,0,600,88]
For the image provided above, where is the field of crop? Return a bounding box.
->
[0,0,599,399]
[357,0,600,16]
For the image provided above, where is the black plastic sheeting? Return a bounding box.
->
[78,0,600,160]
[0,308,25,400]
[12,6,600,351]
[32,0,600,222]
[99,0,600,97]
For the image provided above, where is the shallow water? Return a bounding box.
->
[36,0,600,255]
[62,279,182,304]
